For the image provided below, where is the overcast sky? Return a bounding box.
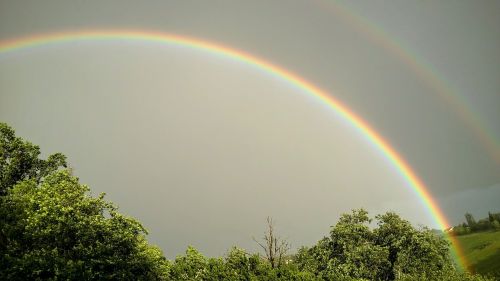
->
[0,0,499,258]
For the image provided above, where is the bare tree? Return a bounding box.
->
[253,216,291,268]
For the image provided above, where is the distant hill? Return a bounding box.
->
[455,230,500,279]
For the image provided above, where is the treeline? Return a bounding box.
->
[0,122,493,280]
[450,212,500,236]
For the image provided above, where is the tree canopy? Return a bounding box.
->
[0,122,67,196]
[294,209,459,280]
[0,123,169,280]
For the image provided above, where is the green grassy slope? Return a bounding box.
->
[455,230,500,279]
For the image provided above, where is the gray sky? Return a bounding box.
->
[0,0,499,258]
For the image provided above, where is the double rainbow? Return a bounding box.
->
[0,29,467,269]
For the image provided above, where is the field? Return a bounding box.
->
[455,230,500,279]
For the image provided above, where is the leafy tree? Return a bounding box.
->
[0,122,67,252]
[325,209,391,280]
[225,247,252,280]
[452,225,471,236]
[465,212,477,229]
[294,246,324,275]
[295,209,463,281]
[170,246,209,280]
[0,170,169,280]
[489,212,500,223]
[375,212,452,278]
[397,270,495,281]
[0,122,66,196]
[492,220,500,230]
[204,257,231,280]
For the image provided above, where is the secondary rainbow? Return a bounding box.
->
[0,29,468,269]
[317,0,499,164]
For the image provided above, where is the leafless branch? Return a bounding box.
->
[253,216,291,268]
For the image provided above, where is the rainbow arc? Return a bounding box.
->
[0,29,468,270]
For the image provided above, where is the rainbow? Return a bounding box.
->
[0,29,468,270]
[317,0,500,165]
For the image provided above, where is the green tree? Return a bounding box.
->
[397,270,495,281]
[465,212,477,229]
[170,246,209,280]
[0,122,67,252]
[0,122,66,196]
[0,170,169,280]
[325,209,391,280]
[295,209,465,281]
[225,247,252,280]
[492,220,500,230]
[375,212,452,278]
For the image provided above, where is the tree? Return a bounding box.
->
[465,212,477,229]
[225,247,252,280]
[488,211,500,226]
[0,123,169,280]
[488,212,494,223]
[0,122,67,263]
[253,216,291,269]
[170,246,209,281]
[492,220,500,231]
[324,209,391,280]
[295,209,458,281]
[0,170,170,280]
[0,122,67,196]
[375,212,452,278]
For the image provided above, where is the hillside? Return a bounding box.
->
[457,230,500,279]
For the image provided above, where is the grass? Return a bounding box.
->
[454,230,500,279]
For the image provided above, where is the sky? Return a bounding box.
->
[0,0,499,258]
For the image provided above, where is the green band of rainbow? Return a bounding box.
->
[0,29,468,270]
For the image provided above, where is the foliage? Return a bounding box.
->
[0,122,67,267]
[0,122,67,196]
[0,170,170,280]
[294,209,458,280]
[453,212,500,235]
[0,122,68,254]
[488,212,500,224]
[396,270,495,281]
[167,246,321,281]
